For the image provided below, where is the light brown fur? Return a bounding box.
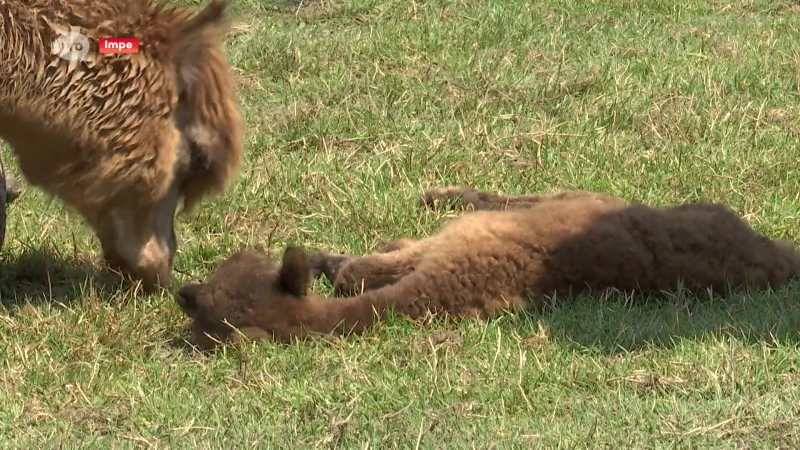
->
[176,187,800,348]
[0,0,244,289]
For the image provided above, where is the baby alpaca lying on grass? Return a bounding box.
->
[176,187,800,348]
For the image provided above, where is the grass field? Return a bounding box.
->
[2,0,800,447]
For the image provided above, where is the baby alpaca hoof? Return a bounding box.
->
[420,186,477,210]
[333,276,366,297]
[309,251,353,283]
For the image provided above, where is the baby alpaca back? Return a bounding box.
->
[175,188,800,348]
[537,200,800,296]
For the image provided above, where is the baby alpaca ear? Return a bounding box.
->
[278,246,310,297]
[177,283,204,314]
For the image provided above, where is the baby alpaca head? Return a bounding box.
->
[175,247,318,349]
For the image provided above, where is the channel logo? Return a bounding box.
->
[99,38,139,54]
[51,31,90,62]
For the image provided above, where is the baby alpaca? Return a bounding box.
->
[176,187,800,348]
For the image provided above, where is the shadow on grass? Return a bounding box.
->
[0,248,133,309]
[166,334,205,353]
[522,282,800,354]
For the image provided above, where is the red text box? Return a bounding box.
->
[99,37,139,54]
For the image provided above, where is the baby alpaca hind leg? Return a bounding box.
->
[421,186,624,211]
[379,238,418,253]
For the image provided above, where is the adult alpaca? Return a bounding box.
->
[0,0,244,290]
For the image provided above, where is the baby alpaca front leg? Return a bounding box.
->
[309,238,419,281]
[309,252,353,282]
[333,243,428,297]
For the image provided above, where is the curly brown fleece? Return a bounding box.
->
[0,0,243,290]
[176,187,800,348]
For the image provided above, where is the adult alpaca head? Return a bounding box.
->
[0,0,245,290]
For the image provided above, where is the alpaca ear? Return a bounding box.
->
[278,246,310,297]
[177,282,205,314]
[173,0,229,93]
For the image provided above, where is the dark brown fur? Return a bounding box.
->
[176,187,800,348]
[0,0,244,290]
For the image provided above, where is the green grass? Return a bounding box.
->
[2,0,800,447]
